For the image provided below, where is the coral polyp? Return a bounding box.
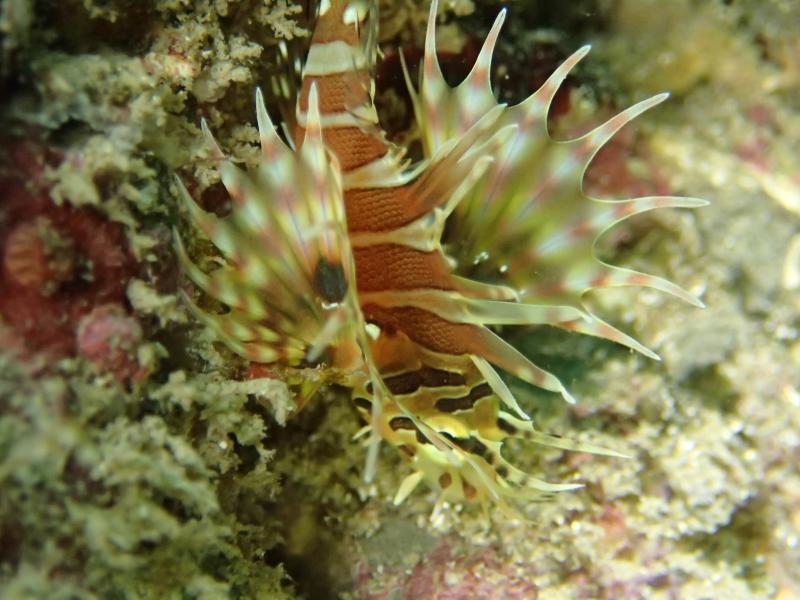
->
[0,139,136,360]
[177,0,705,514]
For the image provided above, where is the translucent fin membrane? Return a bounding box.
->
[369,337,627,514]
[407,0,706,361]
[371,0,708,513]
[175,87,364,368]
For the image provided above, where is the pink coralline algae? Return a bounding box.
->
[358,542,538,600]
[76,303,145,382]
[0,138,136,364]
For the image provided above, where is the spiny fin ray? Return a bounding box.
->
[175,86,366,369]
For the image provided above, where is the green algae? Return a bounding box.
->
[0,8,307,594]
[0,355,295,599]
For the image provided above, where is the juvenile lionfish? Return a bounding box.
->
[175,0,705,515]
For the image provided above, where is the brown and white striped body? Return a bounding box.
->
[292,0,594,508]
[297,1,495,381]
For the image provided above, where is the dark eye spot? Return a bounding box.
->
[399,444,416,457]
[497,418,517,435]
[313,258,348,303]
[353,397,372,413]
[385,366,467,396]
[389,416,415,431]
[461,480,477,500]
[435,382,492,413]
[440,432,489,459]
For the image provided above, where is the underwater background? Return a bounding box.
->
[1,0,798,598]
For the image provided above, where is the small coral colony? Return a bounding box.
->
[177,0,704,515]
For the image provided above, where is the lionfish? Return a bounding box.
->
[175,0,705,515]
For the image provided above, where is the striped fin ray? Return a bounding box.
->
[175,86,364,366]
[358,289,584,326]
[406,0,705,358]
[346,0,708,511]
[358,332,624,514]
[403,0,504,155]
[346,108,514,252]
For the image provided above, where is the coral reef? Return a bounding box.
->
[0,139,136,361]
[0,0,798,599]
[76,303,146,383]
[0,1,306,597]
[0,355,295,598]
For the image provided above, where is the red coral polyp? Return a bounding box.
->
[3,216,76,295]
[76,304,144,382]
[0,139,136,360]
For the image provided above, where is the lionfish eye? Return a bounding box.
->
[313,258,348,305]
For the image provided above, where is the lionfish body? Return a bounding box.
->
[177,0,705,513]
